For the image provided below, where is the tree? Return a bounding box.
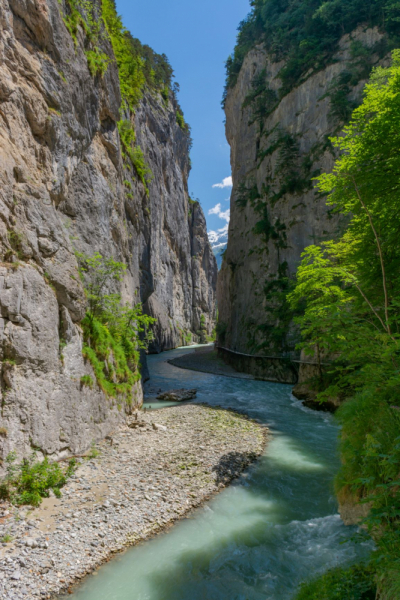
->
[76,252,155,400]
[289,52,400,596]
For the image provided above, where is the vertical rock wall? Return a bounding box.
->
[218,27,387,363]
[0,0,216,462]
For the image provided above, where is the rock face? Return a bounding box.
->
[0,0,216,463]
[156,389,197,402]
[217,27,387,368]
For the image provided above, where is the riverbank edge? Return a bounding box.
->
[48,405,268,598]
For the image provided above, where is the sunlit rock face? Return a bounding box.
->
[0,0,216,462]
[218,27,387,358]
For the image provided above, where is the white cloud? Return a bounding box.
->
[208,204,230,222]
[220,208,230,222]
[212,176,233,189]
[208,203,222,216]
[208,230,219,244]
[217,223,229,235]
[208,223,229,247]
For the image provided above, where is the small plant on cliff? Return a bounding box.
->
[0,452,76,507]
[62,0,110,77]
[87,442,100,459]
[80,374,94,389]
[85,48,111,77]
[62,0,89,44]
[176,110,188,131]
[117,120,153,194]
[76,252,155,401]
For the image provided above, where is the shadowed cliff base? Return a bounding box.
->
[169,347,341,413]
[168,346,254,380]
[169,345,301,384]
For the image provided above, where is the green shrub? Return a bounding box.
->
[130,146,153,193]
[82,315,141,399]
[295,564,376,600]
[76,252,156,402]
[161,86,169,103]
[85,48,110,77]
[117,120,153,193]
[176,110,187,131]
[0,451,76,507]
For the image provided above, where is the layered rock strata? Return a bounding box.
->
[0,0,216,462]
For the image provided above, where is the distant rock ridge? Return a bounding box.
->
[0,0,216,463]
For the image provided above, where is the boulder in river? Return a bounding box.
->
[156,389,197,402]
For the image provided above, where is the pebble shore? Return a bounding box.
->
[0,404,267,599]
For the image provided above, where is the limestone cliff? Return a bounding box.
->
[0,0,216,463]
[218,27,387,367]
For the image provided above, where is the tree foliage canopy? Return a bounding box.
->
[290,52,400,596]
[102,0,174,109]
[225,0,400,98]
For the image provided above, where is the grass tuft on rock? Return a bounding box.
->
[0,452,76,507]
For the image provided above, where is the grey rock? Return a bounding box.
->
[152,423,167,432]
[156,389,197,401]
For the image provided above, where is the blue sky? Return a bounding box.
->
[115,0,251,240]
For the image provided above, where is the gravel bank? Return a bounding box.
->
[169,346,255,380]
[0,404,267,599]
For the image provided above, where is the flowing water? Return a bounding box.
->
[65,347,372,600]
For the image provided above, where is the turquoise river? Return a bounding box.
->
[63,346,371,600]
